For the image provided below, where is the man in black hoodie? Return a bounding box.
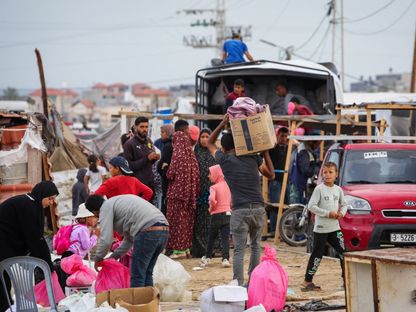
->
[0,181,59,312]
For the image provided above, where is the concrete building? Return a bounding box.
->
[350,70,411,93]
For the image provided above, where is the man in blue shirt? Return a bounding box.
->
[222,33,254,64]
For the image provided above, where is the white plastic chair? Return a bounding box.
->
[0,256,58,312]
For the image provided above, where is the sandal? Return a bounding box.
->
[301,282,322,292]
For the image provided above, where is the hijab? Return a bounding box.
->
[194,129,216,198]
[29,181,59,207]
[161,124,174,141]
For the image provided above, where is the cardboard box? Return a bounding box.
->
[96,287,159,312]
[200,285,248,312]
[229,105,276,156]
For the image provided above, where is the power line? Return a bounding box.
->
[345,0,415,36]
[308,23,331,60]
[296,13,329,51]
[261,0,291,38]
[343,0,396,23]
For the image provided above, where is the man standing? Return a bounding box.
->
[268,127,289,235]
[289,140,321,204]
[124,116,160,193]
[222,33,254,64]
[207,115,275,286]
[86,194,168,287]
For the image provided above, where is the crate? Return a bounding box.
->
[344,248,416,312]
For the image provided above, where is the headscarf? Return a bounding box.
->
[161,124,174,141]
[29,181,59,207]
[194,129,216,200]
[166,131,200,203]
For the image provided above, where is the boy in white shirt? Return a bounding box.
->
[302,162,348,291]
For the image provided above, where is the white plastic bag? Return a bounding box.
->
[153,254,191,302]
[90,302,129,312]
[58,293,96,312]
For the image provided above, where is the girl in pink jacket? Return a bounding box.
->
[200,165,232,268]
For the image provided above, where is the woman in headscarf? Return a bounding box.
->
[154,124,174,154]
[166,131,200,258]
[192,129,216,257]
[0,181,59,312]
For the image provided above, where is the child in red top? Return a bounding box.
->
[201,164,232,268]
[94,156,153,201]
[224,79,245,113]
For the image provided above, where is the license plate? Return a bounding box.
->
[390,233,416,243]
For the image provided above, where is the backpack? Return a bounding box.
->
[53,225,78,255]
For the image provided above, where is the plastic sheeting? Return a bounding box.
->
[0,127,46,167]
[80,120,121,163]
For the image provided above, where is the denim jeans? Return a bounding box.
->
[131,229,169,287]
[206,213,230,260]
[230,206,265,285]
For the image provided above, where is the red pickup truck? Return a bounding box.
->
[320,142,416,251]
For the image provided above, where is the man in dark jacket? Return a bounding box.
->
[124,117,160,193]
[289,140,321,204]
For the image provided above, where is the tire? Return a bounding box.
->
[278,205,308,247]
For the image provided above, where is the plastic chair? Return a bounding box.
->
[0,256,58,312]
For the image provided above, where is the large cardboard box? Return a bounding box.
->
[200,285,248,312]
[96,287,159,312]
[229,105,276,156]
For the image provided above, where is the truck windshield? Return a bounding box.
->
[341,150,416,185]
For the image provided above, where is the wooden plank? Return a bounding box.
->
[274,120,297,243]
[319,131,324,161]
[336,109,342,135]
[27,147,42,185]
[366,109,372,143]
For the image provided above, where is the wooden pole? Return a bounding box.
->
[274,120,297,243]
[262,176,269,237]
[320,131,325,161]
[366,108,372,143]
[336,108,342,136]
[35,49,49,119]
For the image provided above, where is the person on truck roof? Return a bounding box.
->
[222,33,254,64]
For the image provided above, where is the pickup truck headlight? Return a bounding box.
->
[345,195,372,215]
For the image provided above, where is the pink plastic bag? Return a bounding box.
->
[247,244,288,312]
[111,241,133,268]
[95,258,130,293]
[61,254,96,286]
[34,271,65,306]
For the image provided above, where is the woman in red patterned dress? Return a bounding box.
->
[166,130,200,257]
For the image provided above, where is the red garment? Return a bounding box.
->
[226,90,245,102]
[94,175,153,201]
[296,105,313,116]
[166,131,200,250]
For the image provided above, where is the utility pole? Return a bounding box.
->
[331,0,336,64]
[409,25,416,136]
[340,0,345,90]
[182,0,251,57]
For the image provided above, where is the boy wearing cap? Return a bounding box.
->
[94,156,153,201]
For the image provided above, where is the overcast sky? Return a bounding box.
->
[0,0,415,92]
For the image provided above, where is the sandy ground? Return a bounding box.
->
[160,240,346,311]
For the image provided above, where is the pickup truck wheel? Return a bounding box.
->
[278,205,308,247]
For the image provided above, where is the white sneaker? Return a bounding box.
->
[222,259,231,268]
[200,256,211,267]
